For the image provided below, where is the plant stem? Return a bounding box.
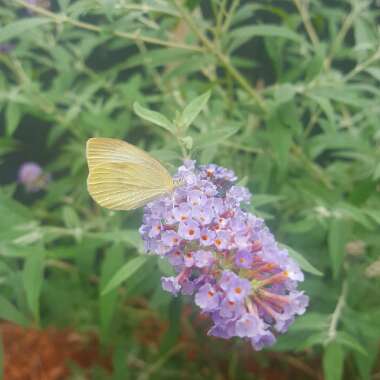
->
[117,2,180,17]
[343,47,380,82]
[136,343,185,380]
[293,0,320,48]
[13,0,204,52]
[221,0,240,34]
[173,0,267,113]
[222,141,263,155]
[326,281,348,344]
[324,2,366,70]
[291,145,333,189]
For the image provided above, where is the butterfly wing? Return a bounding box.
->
[86,138,174,210]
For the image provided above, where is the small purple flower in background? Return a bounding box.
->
[140,161,309,350]
[18,162,50,192]
[0,44,15,54]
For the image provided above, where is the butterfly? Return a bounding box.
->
[86,137,176,210]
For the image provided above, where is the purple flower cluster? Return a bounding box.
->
[140,161,308,350]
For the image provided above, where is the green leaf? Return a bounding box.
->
[179,90,211,130]
[5,102,21,136]
[251,194,285,208]
[160,297,182,352]
[366,67,380,81]
[22,250,45,321]
[373,162,380,181]
[0,18,51,43]
[328,219,348,278]
[336,332,367,356]
[193,126,239,151]
[229,25,306,52]
[99,244,124,340]
[280,243,323,276]
[0,295,28,326]
[101,255,148,295]
[157,257,175,276]
[62,205,81,229]
[289,313,329,332]
[133,102,174,133]
[274,84,296,105]
[87,229,143,251]
[354,340,378,380]
[0,137,20,156]
[323,342,345,380]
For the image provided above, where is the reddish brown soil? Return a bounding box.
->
[1,323,111,380]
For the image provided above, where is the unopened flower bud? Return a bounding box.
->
[365,260,380,278]
[345,240,366,256]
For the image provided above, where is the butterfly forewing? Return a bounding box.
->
[86,138,174,210]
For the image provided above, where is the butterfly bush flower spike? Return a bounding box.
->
[140,161,309,350]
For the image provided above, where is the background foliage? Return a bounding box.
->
[0,0,380,379]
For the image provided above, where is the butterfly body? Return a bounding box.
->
[86,138,174,210]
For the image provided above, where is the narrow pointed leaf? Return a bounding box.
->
[133,102,174,133]
[101,255,148,295]
[180,90,211,129]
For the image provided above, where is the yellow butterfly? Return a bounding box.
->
[86,137,175,210]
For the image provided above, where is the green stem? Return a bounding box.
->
[173,0,267,113]
[136,343,185,380]
[221,0,240,34]
[291,145,333,189]
[13,0,204,53]
[326,281,348,344]
[293,0,320,47]
[324,2,367,70]
[343,47,380,82]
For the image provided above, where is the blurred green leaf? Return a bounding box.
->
[289,312,329,332]
[0,18,51,43]
[179,90,211,130]
[62,206,81,230]
[280,243,323,276]
[102,255,149,295]
[160,297,182,353]
[193,126,239,150]
[229,24,306,52]
[0,295,28,326]
[336,332,367,356]
[22,249,45,321]
[5,102,21,136]
[0,137,20,156]
[99,244,124,340]
[87,229,143,251]
[133,102,174,133]
[328,219,348,278]
[323,342,345,380]
[354,340,379,380]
